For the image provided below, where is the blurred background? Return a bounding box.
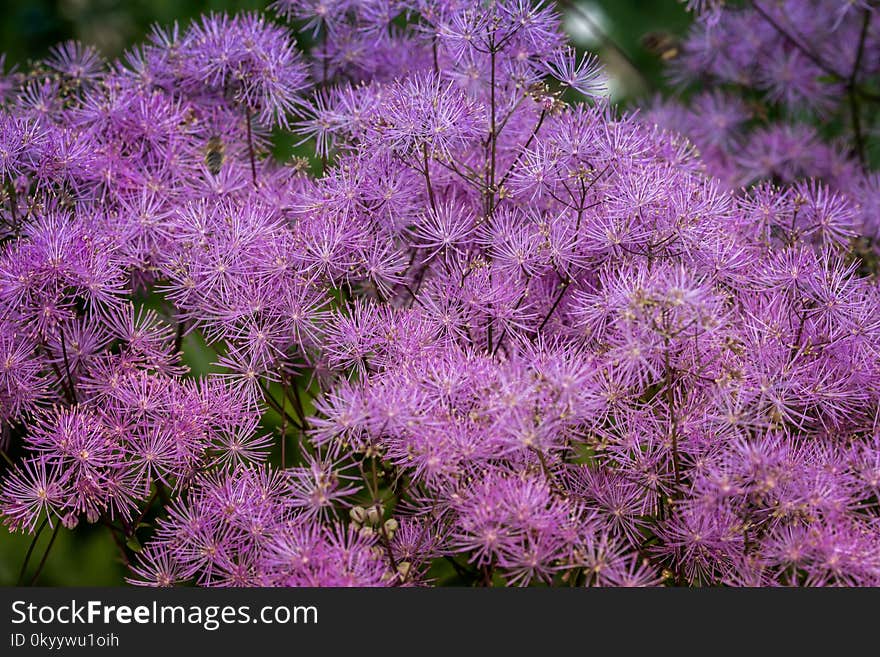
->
[0,0,692,585]
[1,0,691,102]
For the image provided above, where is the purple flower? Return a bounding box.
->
[1,0,880,588]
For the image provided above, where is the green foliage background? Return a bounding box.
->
[0,0,690,586]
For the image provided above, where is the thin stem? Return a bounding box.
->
[751,1,842,79]
[45,352,74,405]
[492,272,533,357]
[321,21,328,85]
[497,109,547,191]
[494,94,528,141]
[488,45,497,219]
[29,520,61,585]
[17,517,49,585]
[432,157,488,192]
[445,556,479,581]
[5,179,19,230]
[58,326,77,404]
[173,321,186,357]
[664,348,682,496]
[848,9,871,169]
[374,459,399,573]
[848,94,866,169]
[288,383,310,432]
[259,380,304,431]
[401,283,425,308]
[535,448,558,487]
[422,143,438,215]
[320,21,329,173]
[245,110,257,187]
[481,563,495,587]
[536,277,571,335]
[362,455,398,575]
[370,455,380,503]
[156,482,170,506]
[105,524,131,567]
[483,39,500,355]
[280,377,288,470]
[132,488,160,531]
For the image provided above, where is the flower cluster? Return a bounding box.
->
[1,1,880,587]
[646,2,879,232]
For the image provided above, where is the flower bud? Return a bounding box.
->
[383,518,399,537]
[62,512,79,530]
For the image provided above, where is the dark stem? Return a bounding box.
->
[173,321,186,357]
[422,143,438,214]
[321,21,328,84]
[488,45,497,219]
[280,376,288,470]
[259,380,304,431]
[535,448,557,487]
[751,1,842,79]
[132,488,161,532]
[245,110,257,187]
[58,326,77,404]
[5,179,19,230]
[320,21,329,173]
[497,109,547,191]
[156,482,170,506]
[847,9,871,169]
[664,348,682,496]
[106,524,131,567]
[29,520,62,585]
[17,517,49,585]
[287,383,310,432]
[480,564,495,587]
[368,457,398,573]
[491,273,533,357]
[445,556,479,582]
[536,277,571,335]
[45,355,74,405]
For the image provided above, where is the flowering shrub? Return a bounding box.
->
[1,0,880,587]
